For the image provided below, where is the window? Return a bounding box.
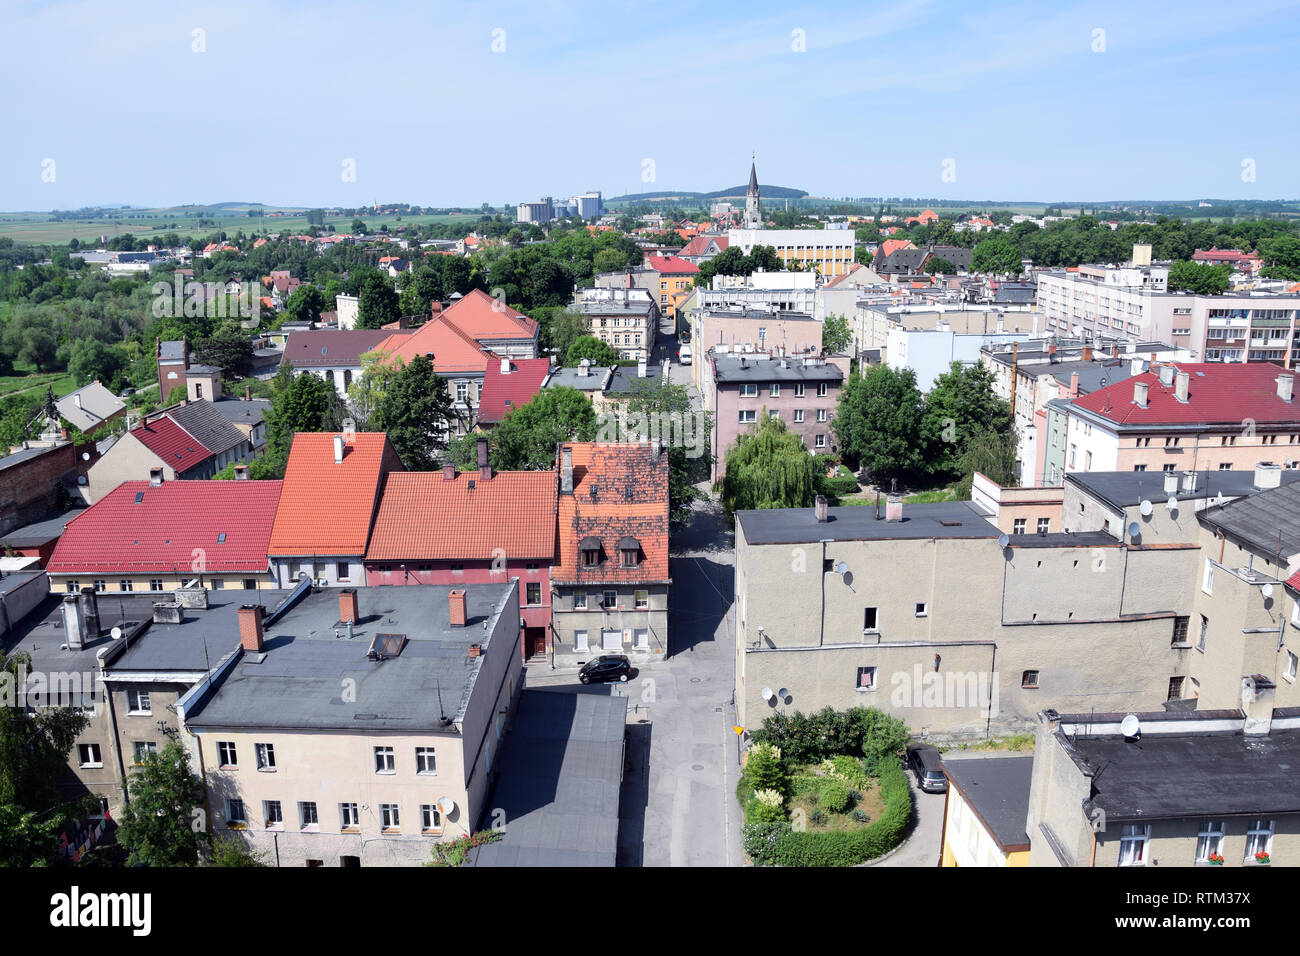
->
[380,804,400,830]
[1118,824,1150,866]
[738,410,757,423]
[1022,670,1039,688]
[1168,676,1184,700]
[582,547,598,567]
[119,580,133,592]
[133,741,157,764]
[817,383,829,397]
[243,579,257,590]
[211,578,225,590]
[1085,451,1092,471]
[770,384,781,398]
[1202,559,1214,595]
[1245,820,1274,862]
[793,409,804,423]
[739,383,758,397]
[126,688,151,715]
[1195,821,1225,862]
[574,629,589,651]
[815,408,828,423]
[795,383,805,397]
[863,607,878,631]
[264,801,283,829]
[1162,464,1175,473]
[255,742,276,771]
[455,381,469,403]
[1133,464,1147,472]
[525,582,542,605]
[1013,518,1026,534]
[1171,616,1190,646]
[769,410,780,421]
[93,580,106,592]
[339,803,359,830]
[635,590,649,609]
[602,590,617,609]
[226,798,246,826]
[421,805,443,833]
[416,747,437,775]
[1198,615,1208,652]
[1287,651,1298,683]
[299,802,319,830]
[218,741,237,767]
[374,746,395,774]
[1037,518,1050,534]
[66,580,79,593]
[1069,444,1076,468]
[573,592,587,610]
[149,579,163,591]
[1219,462,1233,470]
[855,666,877,691]
[336,561,349,581]
[78,743,102,767]
[634,628,649,648]
[915,603,927,617]
[621,549,638,568]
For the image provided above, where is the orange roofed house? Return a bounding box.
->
[364,438,558,659]
[267,429,405,587]
[550,442,670,667]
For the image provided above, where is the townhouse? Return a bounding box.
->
[550,443,670,666]
[281,327,407,398]
[941,755,1033,867]
[576,288,659,363]
[645,254,699,323]
[182,582,523,867]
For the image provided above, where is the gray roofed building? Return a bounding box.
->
[211,398,271,427]
[158,340,186,362]
[712,353,845,384]
[281,328,403,369]
[736,500,1000,544]
[55,382,126,434]
[165,401,251,458]
[944,755,1033,853]
[1067,468,1300,513]
[1198,478,1300,558]
[543,363,614,392]
[0,512,76,550]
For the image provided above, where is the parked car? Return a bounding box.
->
[678,344,692,366]
[906,743,947,793]
[578,655,632,684]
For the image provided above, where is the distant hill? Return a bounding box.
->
[608,184,808,203]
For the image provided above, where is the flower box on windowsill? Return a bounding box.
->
[1254,852,1270,865]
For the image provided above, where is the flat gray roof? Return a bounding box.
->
[713,355,843,384]
[470,688,626,867]
[1069,469,1300,513]
[1198,480,1300,558]
[185,583,515,733]
[0,511,79,548]
[944,755,1033,850]
[737,501,999,544]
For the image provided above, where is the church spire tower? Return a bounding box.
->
[744,154,762,229]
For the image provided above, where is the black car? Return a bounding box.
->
[578,655,632,684]
[906,743,947,793]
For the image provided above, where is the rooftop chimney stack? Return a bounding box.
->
[342,419,356,444]
[1255,462,1282,490]
[238,604,264,653]
[245,384,252,401]
[1174,370,1189,403]
[61,594,85,651]
[339,588,359,625]
[333,435,345,464]
[152,601,182,624]
[886,495,903,522]
[149,467,164,486]
[1133,381,1149,408]
[477,438,492,481]
[449,589,467,627]
[561,447,574,494]
[1164,470,1179,495]
[1158,364,1175,387]
[442,461,456,480]
[1278,374,1295,403]
[1082,345,1093,362]
[1242,674,1276,736]
[1069,372,1079,398]
[814,495,828,522]
[1181,470,1198,494]
[578,358,590,378]
[234,464,249,480]
[1130,357,1145,377]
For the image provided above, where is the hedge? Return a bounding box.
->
[742,758,912,867]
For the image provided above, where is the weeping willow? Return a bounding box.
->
[722,414,820,513]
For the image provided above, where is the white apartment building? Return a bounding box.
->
[727,228,856,278]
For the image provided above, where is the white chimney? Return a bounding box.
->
[1129,358,1145,376]
[341,418,356,443]
[1158,364,1175,387]
[1133,381,1149,408]
[1163,471,1179,495]
[1255,462,1282,490]
[1278,374,1295,403]
[1174,370,1189,402]
[501,358,511,374]
[1181,471,1198,493]
[334,434,345,463]
[578,358,590,378]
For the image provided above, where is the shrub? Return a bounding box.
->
[743,822,787,861]
[747,796,788,825]
[829,755,872,791]
[810,809,829,826]
[821,779,850,814]
[752,707,910,764]
[850,808,870,823]
[744,742,788,795]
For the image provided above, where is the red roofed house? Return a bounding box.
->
[1064,363,1300,475]
[1191,248,1264,274]
[904,208,939,225]
[550,442,670,666]
[431,288,539,359]
[646,255,700,323]
[878,239,916,259]
[47,478,283,594]
[475,357,552,426]
[677,233,729,265]
[267,429,405,587]
[364,438,559,658]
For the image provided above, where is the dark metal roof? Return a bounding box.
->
[1069,469,1300,514]
[712,355,844,384]
[1198,480,1300,557]
[165,402,249,457]
[737,501,1000,544]
[944,756,1034,850]
[0,512,78,548]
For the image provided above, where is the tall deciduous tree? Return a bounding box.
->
[488,386,598,470]
[1167,260,1231,294]
[564,335,619,368]
[721,414,820,513]
[971,236,1023,275]
[264,364,346,470]
[194,322,254,378]
[920,361,1011,480]
[356,270,400,328]
[116,742,208,867]
[378,354,456,470]
[822,315,852,355]
[833,365,925,483]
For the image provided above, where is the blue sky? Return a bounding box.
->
[2,0,1299,209]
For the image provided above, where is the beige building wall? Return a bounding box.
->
[87,434,171,503]
[49,574,277,595]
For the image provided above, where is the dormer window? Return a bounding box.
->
[579,536,601,567]
[619,536,641,568]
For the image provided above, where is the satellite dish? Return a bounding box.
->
[1166,496,1178,511]
[76,476,87,485]
[1128,522,1141,538]
[1263,583,1275,598]
[761,687,774,701]
[835,561,848,575]
[1215,492,1225,506]
[997,533,1010,549]
[436,797,456,816]
[81,451,90,461]
[1139,499,1153,516]
[110,626,123,640]
[778,688,789,700]
[1120,714,1141,738]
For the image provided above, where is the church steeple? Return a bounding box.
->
[744,154,762,229]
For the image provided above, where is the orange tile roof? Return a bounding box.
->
[373,314,491,373]
[553,443,669,584]
[438,288,538,339]
[366,471,557,561]
[880,239,916,258]
[268,432,404,556]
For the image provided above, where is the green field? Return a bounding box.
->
[0,370,77,399]
[0,206,484,245]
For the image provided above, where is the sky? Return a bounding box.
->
[2,0,1299,209]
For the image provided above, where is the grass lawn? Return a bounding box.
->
[788,766,887,832]
[0,371,77,398]
[940,734,1035,754]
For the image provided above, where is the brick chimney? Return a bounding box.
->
[339,588,359,625]
[238,604,264,652]
[815,495,828,522]
[1069,372,1079,398]
[449,589,467,627]
[442,461,456,480]
[886,495,903,521]
[560,446,574,494]
[245,384,252,401]
[477,437,492,481]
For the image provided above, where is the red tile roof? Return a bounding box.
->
[678,235,728,258]
[879,239,915,258]
[477,358,552,424]
[268,432,404,556]
[374,314,489,373]
[131,417,213,472]
[1070,363,1299,427]
[646,255,700,275]
[366,470,557,562]
[554,443,669,584]
[439,288,539,340]
[48,480,283,574]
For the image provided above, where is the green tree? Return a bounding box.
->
[1258,235,1300,281]
[953,429,1019,499]
[1167,260,1231,294]
[264,365,346,468]
[116,742,207,867]
[194,322,254,378]
[721,414,820,513]
[564,335,619,368]
[971,236,1023,275]
[822,315,852,355]
[923,256,956,275]
[2,314,58,371]
[488,386,598,470]
[347,348,404,430]
[208,835,270,867]
[592,248,628,273]
[920,362,1010,480]
[834,365,925,483]
[66,339,127,388]
[545,310,589,360]
[0,803,66,867]
[854,247,874,267]
[356,271,400,328]
[378,354,456,469]
[283,285,329,325]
